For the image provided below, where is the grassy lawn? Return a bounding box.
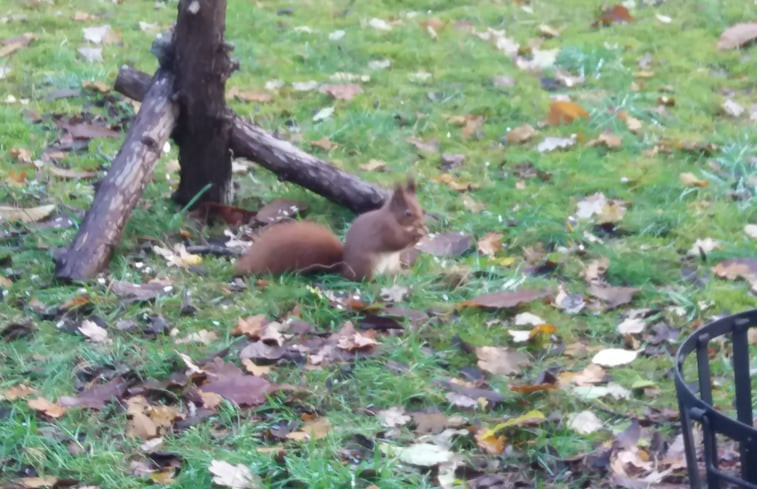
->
[2,0,757,488]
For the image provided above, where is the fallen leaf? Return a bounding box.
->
[568,410,603,434]
[78,46,103,63]
[712,258,757,291]
[547,101,589,125]
[588,284,637,309]
[2,383,36,400]
[309,137,337,151]
[201,358,272,406]
[506,124,537,144]
[679,172,708,187]
[655,13,672,24]
[359,159,387,171]
[475,428,506,455]
[460,288,550,310]
[515,48,559,71]
[319,83,362,101]
[617,111,642,133]
[17,476,59,488]
[286,417,331,441]
[241,359,271,376]
[392,442,454,467]
[0,204,55,223]
[477,232,502,257]
[416,232,472,257]
[745,224,757,240]
[476,346,530,376]
[78,319,109,343]
[111,278,173,303]
[722,98,744,118]
[0,33,37,57]
[537,135,576,152]
[617,317,646,335]
[592,348,638,367]
[538,24,560,38]
[153,244,202,268]
[462,194,485,213]
[717,22,757,50]
[233,314,267,338]
[255,199,307,224]
[687,237,720,257]
[368,18,392,31]
[432,173,479,191]
[208,460,259,489]
[377,406,411,428]
[440,152,465,170]
[292,80,318,91]
[380,284,409,303]
[587,131,622,149]
[27,397,66,418]
[73,11,99,21]
[406,136,439,155]
[312,106,334,121]
[58,375,129,409]
[227,86,272,103]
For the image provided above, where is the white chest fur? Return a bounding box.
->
[373,251,402,276]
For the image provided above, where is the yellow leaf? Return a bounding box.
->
[679,172,708,187]
[547,101,589,125]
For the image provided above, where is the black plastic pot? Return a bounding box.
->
[675,309,757,488]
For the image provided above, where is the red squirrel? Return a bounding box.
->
[234,179,427,281]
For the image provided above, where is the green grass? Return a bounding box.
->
[2,0,757,488]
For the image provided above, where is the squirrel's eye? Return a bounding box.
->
[404,209,412,217]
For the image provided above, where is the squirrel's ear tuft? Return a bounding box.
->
[405,177,416,193]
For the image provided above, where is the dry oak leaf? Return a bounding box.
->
[78,319,109,343]
[320,83,363,101]
[712,258,757,291]
[717,22,757,50]
[406,136,439,155]
[547,101,589,125]
[227,86,273,103]
[27,397,66,418]
[201,358,272,407]
[679,172,708,188]
[2,383,36,400]
[377,406,412,428]
[16,476,59,489]
[286,417,332,441]
[506,124,537,144]
[476,346,530,376]
[477,232,503,257]
[587,131,622,149]
[568,410,603,434]
[233,314,267,338]
[432,173,479,191]
[241,358,271,377]
[0,204,55,223]
[0,32,37,57]
[209,460,260,489]
[588,284,637,310]
[417,232,473,257]
[460,288,550,310]
[309,137,337,151]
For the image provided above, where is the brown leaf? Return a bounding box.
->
[208,459,259,489]
[45,164,98,179]
[0,32,37,57]
[17,476,59,488]
[309,137,337,151]
[0,204,55,223]
[432,173,479,191]
[712,258,757,291]
[359,159,387,172]
[200,358,272,407]
[506,124,537,144]
[320,83,362,101]
[460,288,550,310]
[617,111,642,133]
[717,22,757,50]
[477,232,502,257]
[227,86,273,103]
[547,101,589,125]
[9,147,32,163]
[440,152,465,170]
[111,278,173,303]
[2,383,36,400]
[27,397,66,418]
[406,136,439,155]
[232,314,267,338]
[73,11,99,21]
[241,358,271,377]
[594,5,634,27]
[476,346,530,376]
[59,120,120,139]
[416,232,472,257]
[286,417,331,441]
[679,172,708,188]
[462,194,485,213]
[587,131,622,149]
[588,284,638,310]
[58,375,129,409]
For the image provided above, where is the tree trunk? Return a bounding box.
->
[171,0,235,207]
[114,66,387,213]
[54,70,177,281]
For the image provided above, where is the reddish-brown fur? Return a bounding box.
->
[234,221,343,275]
[234,179,426,281]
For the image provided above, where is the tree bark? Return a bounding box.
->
[114,65,387,213]
[171,0,235,207]
[54,70,177,281]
